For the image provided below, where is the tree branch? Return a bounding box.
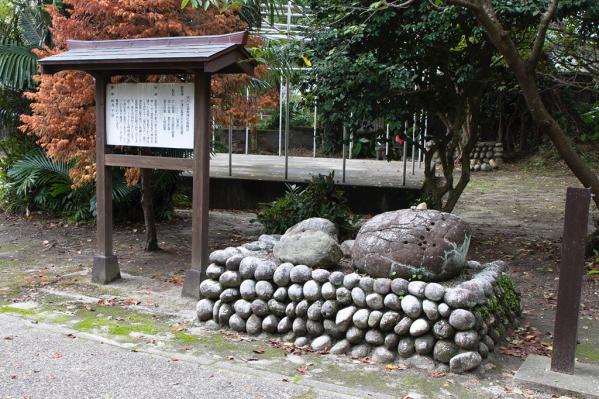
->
[529,0,558,68]
[445,0,482,11]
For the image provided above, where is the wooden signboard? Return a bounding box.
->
[37,32,255,298]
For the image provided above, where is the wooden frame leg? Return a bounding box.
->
[92,73,120,284]
[182,72,211,298]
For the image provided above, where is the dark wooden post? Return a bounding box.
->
[550,187,591,373]
[182,72,211,298]
[92,74,120,284]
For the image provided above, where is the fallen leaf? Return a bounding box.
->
[253,348,265,354]
[296,367,306,374]
[50,352,63,359]
[3,336,13,340]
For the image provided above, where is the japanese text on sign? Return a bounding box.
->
[106,83,194,149]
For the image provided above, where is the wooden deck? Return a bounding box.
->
[208,153,424,189]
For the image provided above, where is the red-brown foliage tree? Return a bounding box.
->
[20,0,277,249]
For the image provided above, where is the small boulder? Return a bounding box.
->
[274,230,342,268]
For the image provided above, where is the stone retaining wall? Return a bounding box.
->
[470,141,504,172]
[195,239,520,373]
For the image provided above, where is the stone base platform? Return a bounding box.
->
[514,355,599,398]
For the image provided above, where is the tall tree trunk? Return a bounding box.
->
[141,168,159,251]
[462,2,599,209]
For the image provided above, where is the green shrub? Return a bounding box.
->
[254,172,359,237]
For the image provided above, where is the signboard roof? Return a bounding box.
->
[38,31,255,75]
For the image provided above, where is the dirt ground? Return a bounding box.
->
[1,161,599,398]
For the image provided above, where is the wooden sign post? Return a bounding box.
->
[38,32,255,298]
[551,187,591,373]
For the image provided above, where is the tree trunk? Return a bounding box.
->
[141,168,159,251]
[466,5,599,209]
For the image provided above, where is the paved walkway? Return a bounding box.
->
[0,314,357,399]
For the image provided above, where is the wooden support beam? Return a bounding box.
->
[551,187,591,373]
[182,72,211,298]
[92,74,120,284]
[105,154,193,171]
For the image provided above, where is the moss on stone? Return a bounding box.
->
[0,305,35,315]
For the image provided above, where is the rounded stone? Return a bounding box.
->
[225,254,244,271]
[303,280,321,301]
[432,320,454,339]
[449,309,476,331]
[290,265,313,284]
[321,282,336,300]
[408,281,427,298]
[307,319,324,336]
[323,319,345,339]
[433,340,459,364]
[336,305,358,326]
[329,271,345,286]
[321,300,338,319]
[454,331,479,350]
[479,342,489,358]
[288,284,304,301]
[209,247,240,265]
[346,326,365,344]
[365,293,384,310]
[383,293,402,311]
[330,339,351,355]
[350,344,371,358]
[398,337,415,358]
[449,351,482,373]
[394,316,413,336]
[277,317,292,334]
[274,230,342,268]
[343,273,361,289]
[351,287,366,307]
[422,300,439,321]
[424,283,445,301]
[273,263,293,286]
[239,280,256,301]
[292,318,307,336]
[311,335,332,351]
[212,300,221,321]
[233,299,252,319]
[255,280,274,300]
[220,288,239,303]
[384,333,400,350]
[414,334,435,355]
[336,287,352,305]
[358,276,375,293]
[267,299,286,316]
[371,346,395,364]
[254,260,277,281]
[379,311,400,332]
[367,310,383,328]
[295,300,309,317]
[199,279,222,300]
[364,330,385,346]
[294,337,309,347]
[206,264,225,279]
[251,299,270,317]
[218,303,233,327]
[239,257,261,279]
[196,299,214,321]
[373,278,392,294]
[401,295,422,318]
[352,209,471,280]
[438,303,451,318]
[273,287,287,302]
[285,302,296,318]
[284,217,338,239]
[307,300,324,321]
[229,314,246,332]
[262,315,279,333]
[312,269,330,283]
[409,318,430,337]
[391,278,409,295]
[352,308,370,329]
[444,287,476,309]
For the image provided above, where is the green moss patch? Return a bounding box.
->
[0,305,35,315]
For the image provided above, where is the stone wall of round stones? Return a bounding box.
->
[196,253,520,373]
[470,141,503,172]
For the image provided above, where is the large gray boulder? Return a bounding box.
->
[273,230,342,268]
[284,217,339,240]
[352,209,471,280]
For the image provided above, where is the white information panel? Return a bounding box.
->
[106,82,194,149]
